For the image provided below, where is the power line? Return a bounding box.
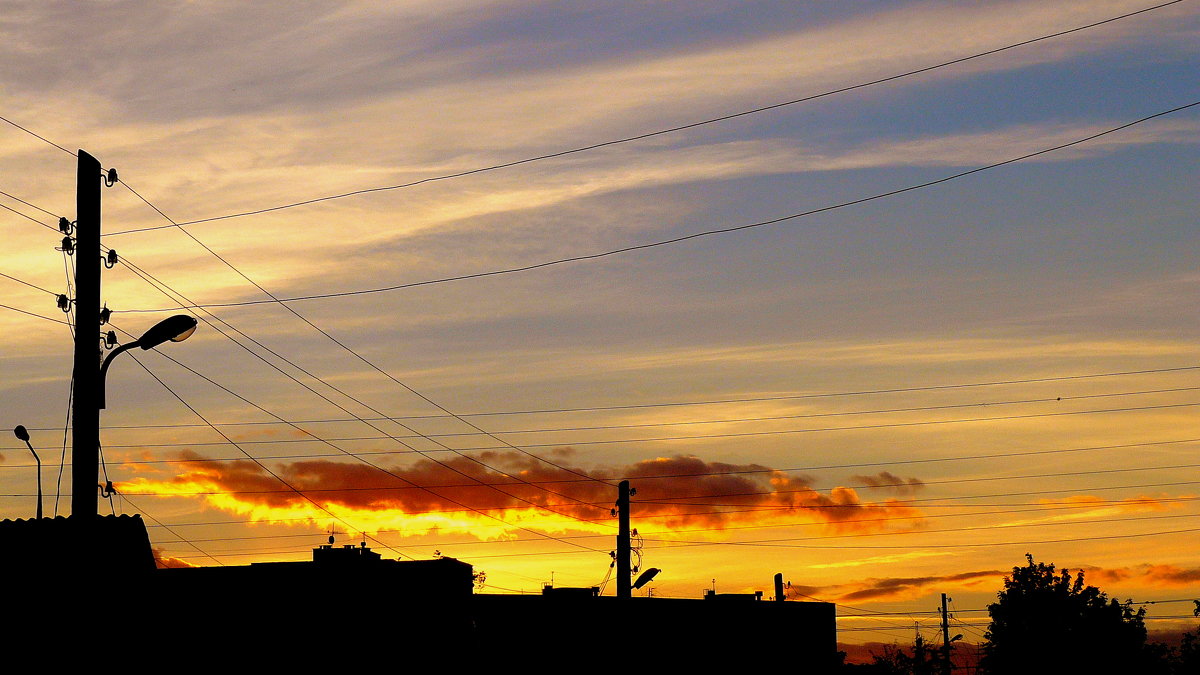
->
[0,270,63,297]
[0,189,61,219]
[121,99,1200,311]
[123,350,420,561]
[112,250,612,505]
[155,514,1200,564]
[103,398,1200,452]
[638,513,1200,547]
[145,512,1200,549]
[9,385,1197,449]
[102,223,626,550]
[8,431,1199,489]
[235,386,1200,436]
[0,302,71,325]
[137,496,1200,535]
[586,497,1200,523]
[90,174,626,552]
[638,525,1200,550]
[629,480,1200,510]
[0,114,76,157]
[240,523,1198,559]
[98,0,1185,235]
[12,397,1195,456]
[104,272,617,534]
[162,497,1200,541]
[577,497,1200,528]
[114,180,610,492]
[44,460,1200,504]
[109,322,614,549]
[0,201,57,230]
[118,493,224,567]
[14,364,1199,432]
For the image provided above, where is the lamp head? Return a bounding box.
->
[13,425,29,443]
[137,315,198,349]
[632,567,661,590]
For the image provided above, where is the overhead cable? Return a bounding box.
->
[99,0,1185,235]
[123,100,1200,311]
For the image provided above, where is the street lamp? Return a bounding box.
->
[99,315,197,409]
[12,425,42,519]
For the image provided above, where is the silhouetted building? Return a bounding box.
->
[0,521,837,668]
[152,542,475,644]
[475,584,838,669]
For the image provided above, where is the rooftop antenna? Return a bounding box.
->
[13,425,42,519]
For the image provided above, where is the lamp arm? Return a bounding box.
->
[99,340,138,410]
[22,439,41,519]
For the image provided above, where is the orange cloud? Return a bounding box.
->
[152,546,197,569]
[119,451,925,538]
[1088,564,1200,587]
[850,471,924,496]
[791,569,1005,603]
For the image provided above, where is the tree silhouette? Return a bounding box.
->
[865,637,942,675]
[980,554,1156,673]
[1174,601,1200,675]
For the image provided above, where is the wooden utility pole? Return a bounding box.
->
[941,593,953,675]
[616,480,631,599]
[70,150,101,520]
[914,633,927,675]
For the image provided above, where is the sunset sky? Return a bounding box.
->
[1,0,1198,655]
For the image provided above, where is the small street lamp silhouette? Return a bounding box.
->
[99,315,197,409]
[12,425,42,519]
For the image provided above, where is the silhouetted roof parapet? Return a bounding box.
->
[159,544,477,600]
[312,542,383,567]
[703,589,764,602]
[0,514,155,578]
[542,585,600,598]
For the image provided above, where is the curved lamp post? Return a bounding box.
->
[12,425,41,519]
[100,314,197,409]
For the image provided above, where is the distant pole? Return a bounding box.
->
[774,573,785,602]
[914,633,926,675]
[616,480,631,599]
[941,593,952,675]
[71,150,102,520]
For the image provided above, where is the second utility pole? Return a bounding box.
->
[941,593,952,675]
[616,480,631,598]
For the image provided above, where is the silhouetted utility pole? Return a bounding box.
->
[941,593,952,675]
[616,480,631,598]
[914,633,928,675]
[71,150,102,520]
